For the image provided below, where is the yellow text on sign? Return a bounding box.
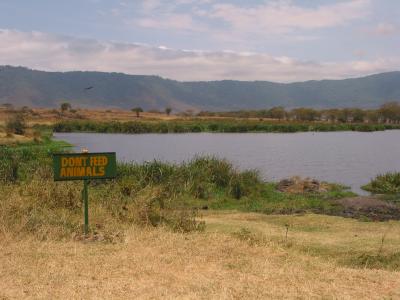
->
[59,155,109,178]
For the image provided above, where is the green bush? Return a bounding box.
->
[362,173,400,194]
[5,113,26,135]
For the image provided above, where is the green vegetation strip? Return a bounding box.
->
[52,119,400,134]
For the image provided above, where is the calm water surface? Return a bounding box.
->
[54,131,400,194]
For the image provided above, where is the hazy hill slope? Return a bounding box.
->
[0,66,399,110]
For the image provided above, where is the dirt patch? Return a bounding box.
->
[332,196,400,221]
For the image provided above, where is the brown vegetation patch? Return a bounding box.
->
[277,176,332,193]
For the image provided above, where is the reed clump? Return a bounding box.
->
[0,142,262,239]
[362,172,400,194]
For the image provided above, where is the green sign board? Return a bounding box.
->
[53,152,117,235]
[53,152,117,181]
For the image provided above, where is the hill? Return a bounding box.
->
[1,66,399,110]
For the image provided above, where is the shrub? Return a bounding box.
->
[229,170,260,199]
[362,173,400,194]
[60,102,71,112]
[5,113,26,135]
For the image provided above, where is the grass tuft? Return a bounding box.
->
[362,172,400,194]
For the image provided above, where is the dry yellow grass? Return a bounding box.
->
[204,212,400,251]
[1,213,400,299]
[0,107,280,127]
[0,132,33,145]
[0,107,181,127]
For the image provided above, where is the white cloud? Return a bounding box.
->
[0,29,398,82]
[124,0,371,46]
[371,23,398,36]
[209,0,371,34]
[141,0,163,12]
[135,13,197,30]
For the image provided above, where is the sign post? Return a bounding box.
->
[83,179,89,234]
[53,151,117,235]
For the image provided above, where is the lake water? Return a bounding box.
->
[54,131,400,194]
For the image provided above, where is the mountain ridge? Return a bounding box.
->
[1,66,399,110]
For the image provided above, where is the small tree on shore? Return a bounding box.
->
[379,102,400,124]
[60,102,72,113]
[165,107,172,116]
[267,106,286,120]
[132,107,143,118]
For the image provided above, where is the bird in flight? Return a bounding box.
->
[84,86,94,90]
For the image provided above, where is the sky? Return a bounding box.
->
[0,0,399,82]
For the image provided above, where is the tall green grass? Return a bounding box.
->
[0,141,263,239]
[362,173,400,194]
[0,138,70,183]
[52,120,400,134]
[0,139,358,240]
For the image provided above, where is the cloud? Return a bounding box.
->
[209,0,371,34]
[371,23,398,36]
[122,0,371,47]
[0,29,398,82]
[135,13,197,30]
[133,0,370,34]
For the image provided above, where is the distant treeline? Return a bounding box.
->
[52,119,400,134]
[197,102,400,124]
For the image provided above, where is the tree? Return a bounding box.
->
[290,108,320,121]
[60,102,72,113]
[378,102,400,123]
[365,110,380,123]
[165,107,172,116]
[350,108,366,123]
[337,109,351,123]
[267,106,286,120]
[132,107,143,118]
[323,109,340,123]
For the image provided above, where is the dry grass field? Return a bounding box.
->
[0,107,180,127]
[1,108,400,299]
[1,213,400,299]
[0,107,281,127]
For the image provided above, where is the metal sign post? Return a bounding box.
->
[53,151,117,235]
[83,179,89,234]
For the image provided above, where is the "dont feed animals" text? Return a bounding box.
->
[59,155,108,178]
